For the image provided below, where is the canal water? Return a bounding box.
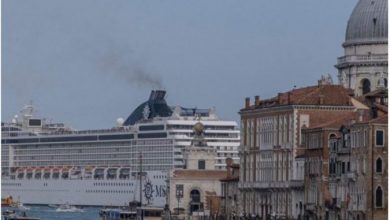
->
[3,205,101,220]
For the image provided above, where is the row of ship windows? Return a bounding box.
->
[170,132,239,138]
[167,125,235,130]
[215,146,237,151]
[14,146,174,155]
[15,160,144,166]
[86,189,134,194]
[3,133,173,144]
[217,153,237,157]
[2,183,21,186]
[13,163,173,171]
[153,175,167,179]
[6,189,67,192]
[14,154,174,161]
[93,182,134,187]
[15,159,174,166]
[12,140,174,150]
[14,142,131,150]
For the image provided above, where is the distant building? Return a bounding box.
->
[168,121,225,217]
[238,0,388,219]
[239,83,361,219]
[336,0,388,96]
[302,115,359,220]
[326,90,388,220]
[220,158,241,219]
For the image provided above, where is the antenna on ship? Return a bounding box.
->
[21,101,34,118]
[139,151,143,206]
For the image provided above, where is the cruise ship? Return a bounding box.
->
[1,90,240,207]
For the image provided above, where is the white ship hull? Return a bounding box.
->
[1,171,167,207]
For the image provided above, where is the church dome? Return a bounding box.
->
[344,0,388,46]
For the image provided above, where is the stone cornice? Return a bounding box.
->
[240,105,355,116]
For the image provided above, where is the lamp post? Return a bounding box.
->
[176,184,184,216]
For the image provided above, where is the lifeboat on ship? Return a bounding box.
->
[61,168,70,179]
[93,168,105,180]
[43,167,51,179]
[34,168,42,180]
[84,166,94,179]
[26,168,33,179]
[70,167,82,179]
[16,168,25,179]
[52,168,60,179]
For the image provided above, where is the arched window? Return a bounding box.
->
[190,189,201,213]
[361,79,371,95]
[190,189,200,203]
[375,186,383,208]
[376,157,383,173]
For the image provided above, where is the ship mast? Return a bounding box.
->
[139,151,143,206]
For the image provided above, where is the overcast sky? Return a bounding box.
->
[2,0,357,129]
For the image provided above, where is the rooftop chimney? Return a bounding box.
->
[245,97,250,108]
[278,93,282,104]
[319,95,325,105]
[255,96,260,106]
[287,92,291,104]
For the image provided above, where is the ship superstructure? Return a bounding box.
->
[1,91,240,206]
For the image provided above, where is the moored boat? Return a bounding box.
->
[2,211,39,220]
[55,203,83,212]
[1,196,15,207]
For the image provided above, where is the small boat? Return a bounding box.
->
[2,196,14,207]
[99,201,139,220]
[55,203,83,212]
[12,201,30,210]
[99,208,137,220]
[2,211,40,220]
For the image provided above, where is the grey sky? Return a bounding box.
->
[2,0,356,129]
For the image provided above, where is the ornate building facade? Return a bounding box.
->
[168,122,225,217]
[327,91,387,220]
[238,0,388,219]
[238,84,361,219]
[336,0,388,96]
[220,158,241,219]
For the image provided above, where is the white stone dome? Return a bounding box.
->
[344,0,388,46]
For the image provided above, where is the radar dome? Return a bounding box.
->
[116,118,124,127]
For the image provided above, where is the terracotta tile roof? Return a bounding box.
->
[370,115,388,124]
[172,170,226,179]
[375,103,388,113]
[243,84,353,111]
[220,176,239,182]
[364,88,387,97]
[308,113,358,129]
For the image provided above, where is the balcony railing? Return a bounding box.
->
[346,172,356,181]
[337,147,350,154]
[305,203,316,211]
[239,180,300,189]
[290,180,304,188]
[337,54,388,65]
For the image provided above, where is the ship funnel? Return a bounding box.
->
[149,90,166,101]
